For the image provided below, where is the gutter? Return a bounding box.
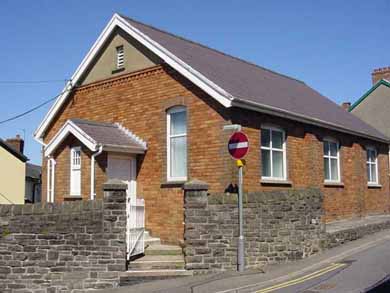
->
[232,98,390,144]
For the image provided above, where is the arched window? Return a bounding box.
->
[167,106,187,181]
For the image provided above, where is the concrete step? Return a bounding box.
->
[123,269,192,277]
[129,255,185,270]
[119,270,192,287]
[144,244,183,256]
[144,230,161,246]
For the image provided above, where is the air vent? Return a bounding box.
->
[116,45,124,69]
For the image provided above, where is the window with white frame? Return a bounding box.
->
[167,106,187,181]
[116,45,124,69]
[366,147,378,184]
[261,126,287,180]
[323,139,340,182]
[70,147,81,196]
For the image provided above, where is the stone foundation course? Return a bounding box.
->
[0,180,128,293]
[183,180,326,273]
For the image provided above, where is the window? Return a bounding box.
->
[261,126,286,180]
[167,106,187,181]
[116,45,124,69]
[70,147,81,196]
[323,139,340,182]
[366,147,378,184]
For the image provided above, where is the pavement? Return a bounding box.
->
[103,228,390,293]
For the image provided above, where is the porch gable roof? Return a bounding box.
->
[44,119,147,157]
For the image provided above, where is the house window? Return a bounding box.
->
[70,147,81,196]
[367,147,378,184]
[323,139,340,182]
[116,45,124,69]
[167,106,187,181]
[261,126,287,180]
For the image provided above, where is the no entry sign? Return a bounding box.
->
[228,131,249,160]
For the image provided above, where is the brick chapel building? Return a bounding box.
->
[34,14,390,244]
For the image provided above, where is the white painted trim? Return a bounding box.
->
[91,145,103,200]
[232,99,390,144]
[48,157,56,203]
[70,146,82,197]
[44,121,98,157]
[323,138,341,183]
[167,106,187,182]
[115,123,147,149]
[260,125,287,181]
[366,146,379,185]
[47,157,51,203]
[34,14,233,142]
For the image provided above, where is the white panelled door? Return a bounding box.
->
[70,147,81,196]
[107,155,137,202]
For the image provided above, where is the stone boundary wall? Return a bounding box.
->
[183,180,326,273]
[325,219,390,249]
[0,180,127,293]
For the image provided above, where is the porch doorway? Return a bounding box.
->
[107,154,137,202]
[107,154,145,259]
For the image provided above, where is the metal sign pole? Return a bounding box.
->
[237,160,245,272]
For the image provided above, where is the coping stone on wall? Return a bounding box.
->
[183,179,209,191]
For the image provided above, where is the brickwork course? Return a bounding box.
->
[40,63,390,245]
[37,17,390,246]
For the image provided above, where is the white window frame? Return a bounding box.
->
[260,126,287,181]
[366,147,379,185]
[323,138,341,183]
[167,106,187,182]
[116,45,124,69]
[70,146,82,196]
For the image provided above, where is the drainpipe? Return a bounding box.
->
[50,158,56,203]
[90,145,103,200]
[47,157,51,203]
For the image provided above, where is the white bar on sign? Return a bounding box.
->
[228,142,248,149]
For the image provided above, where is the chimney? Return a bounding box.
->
[5,135,24,154]
[341,102,351,111]
[372,66,390,84]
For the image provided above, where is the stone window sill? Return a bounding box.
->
[260,179,292,186]
[368,183,382,189]
[324,181,344,187]
[64,195,83,201]
[161,181,186,188]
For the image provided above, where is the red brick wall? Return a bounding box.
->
[41,65,390,244]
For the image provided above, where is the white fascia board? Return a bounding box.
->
[114,15,233,107]
[232,98,390,144]
[44,121,97,157]
[34,14,233,143]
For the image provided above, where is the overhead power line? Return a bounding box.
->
[0,79,69,85]
[0,89,71,125]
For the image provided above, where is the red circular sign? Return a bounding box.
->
[228,131,249,159]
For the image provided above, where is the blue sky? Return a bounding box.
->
[0,0,389,164]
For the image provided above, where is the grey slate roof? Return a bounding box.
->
[122,15,388,142]
[0,139,28,162]
[70,119,146,149]
[26,163,41,180]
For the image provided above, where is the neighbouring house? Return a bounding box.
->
[25,163,42,203]
[0,136,28,204]
[34,14,390,245]
[349,67,390,140]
